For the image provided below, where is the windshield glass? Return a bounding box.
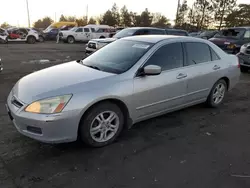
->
[113,28,137,38]
[200,31,215,37]
[214,29,245,39]
[70,27,78,31]
[81,40,153,74]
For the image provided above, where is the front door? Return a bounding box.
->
[133,42,187,120]
[75,28,84,41]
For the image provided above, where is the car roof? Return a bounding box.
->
[125,27,165,31]
[165,28,187,32]
[121,35,197,43]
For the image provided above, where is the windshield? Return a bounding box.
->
[113,28,137,38]
[70,27,78,31]
[214,29,245,39]
[200,31,216,37]
[80,40,153,74]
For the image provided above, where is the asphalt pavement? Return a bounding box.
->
[1,42,250,188]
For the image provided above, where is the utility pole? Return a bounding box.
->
[26,0,31,27]
[175,0,181,25]
[55,12,57,22]
[86,4,88,22]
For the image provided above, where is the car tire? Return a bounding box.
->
[27,36,36,44]
[67,36,75,44]
[79,102,124,147]
[240,66,248,73]
[206,79,227,108]
[39,35,45,42]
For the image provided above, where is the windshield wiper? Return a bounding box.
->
[76,59,101,71]
[84,64,101,70]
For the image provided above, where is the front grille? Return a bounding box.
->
[88,42,96,49]
[11,97,23,108]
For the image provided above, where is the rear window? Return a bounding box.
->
[214,29,245,39]
[150,29,166,35]
[113,28,137,38]
[185,42,212,65]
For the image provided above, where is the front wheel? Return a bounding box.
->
[27,36,36,44]
[206,79,227,107]
[79,102,124,147]
[67,36,75,44]
[39,35,45,42]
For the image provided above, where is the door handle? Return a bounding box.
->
[213,65,221,70]
[176,73,187,79]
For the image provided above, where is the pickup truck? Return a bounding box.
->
[60,26,112,44]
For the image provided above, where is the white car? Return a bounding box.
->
[7,28,39,44]
[60,25,113,44]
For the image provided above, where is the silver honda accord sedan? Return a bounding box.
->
[6,35,240,147]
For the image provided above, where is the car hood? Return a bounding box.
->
[91,38,117,43]
[209,37,238,45]
[12,61,115,103]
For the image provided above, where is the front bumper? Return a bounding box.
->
[6,93,80,144]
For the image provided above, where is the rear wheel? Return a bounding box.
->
[240,66,249,73]
[67,36,75,44]
[206,79,227,107]
[27,36,36,44]
[79,102,124,147]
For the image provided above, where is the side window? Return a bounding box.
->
[134,29,149,35]
[210,47,220,61]
[76,28,83,32]
[144,43,183,71]
[149,29,165,35]
[84,28,90,32]
[244,31,250,39]
[91,28,95,32]
[185,42,212,65]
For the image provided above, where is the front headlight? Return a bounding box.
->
[25,94,72,114]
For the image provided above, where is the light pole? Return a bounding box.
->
[26,0,31,27]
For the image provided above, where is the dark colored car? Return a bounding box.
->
[209,27,250,54]
[86,27,166,55]
[43,25,74,40]
[165,29,189,36]
[196,30,219,39]
[237,43,250,72]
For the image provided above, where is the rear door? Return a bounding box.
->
[182,42,225,104]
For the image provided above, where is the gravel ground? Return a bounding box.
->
[1,42,250,188]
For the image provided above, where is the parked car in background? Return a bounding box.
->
[60,25,115,43]
[43,25,74,41]
[6,35,240,147]
[196,30,219,39]
[189,31,201,37]
[86,27,166,55]
[237,43,250,72]
[165,29,189,36]
[31,28,46,42]
[0,28,8,43]
[109,27,125,37]
[209,27,250,54]
[6,27,39,44]
[0,58,3,72]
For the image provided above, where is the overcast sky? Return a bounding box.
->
[0,0,249,27]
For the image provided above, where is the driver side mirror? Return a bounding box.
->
[138,65,162,76]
